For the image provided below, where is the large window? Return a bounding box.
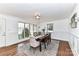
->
[18,23,30,39]
[18,23,38,39]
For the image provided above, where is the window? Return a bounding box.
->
[18,23,38,39]
[33,24,37,32]
[18,23,24,39]
[30,24,33,36]
[30,24,37,36]
[25,24,30,37]
[33,24,38,36]
[18,23,30,39]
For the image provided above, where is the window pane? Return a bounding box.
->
[25,24,30,37]
[18,23,24,39]
[33,24,37,32]
[18,23,24,28]
[30,24,33,36]
[33,24,37,36]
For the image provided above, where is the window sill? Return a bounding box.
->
[5,37,30,47]
[18,37,30,43]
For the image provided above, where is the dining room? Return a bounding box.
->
[0,3,79,56]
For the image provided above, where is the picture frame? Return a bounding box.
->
[47,23,53,31]
[71,22,77,28]
[71,13,77,28]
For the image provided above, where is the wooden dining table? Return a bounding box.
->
[35,35,47,52]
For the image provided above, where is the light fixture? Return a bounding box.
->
[34,12,40,20]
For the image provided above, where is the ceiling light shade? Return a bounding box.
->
[34,12,40,20]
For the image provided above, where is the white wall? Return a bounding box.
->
[5,16,18,46]
[0,16,6,47]
[38,19,70,41]
[68,4,79,55]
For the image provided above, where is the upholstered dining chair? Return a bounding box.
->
[30,37,40,52]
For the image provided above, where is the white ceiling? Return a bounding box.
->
[0,3,76,22]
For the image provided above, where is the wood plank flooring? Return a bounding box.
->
[57,40,73,56]
[0,44,17,56]
[0,40,73,56]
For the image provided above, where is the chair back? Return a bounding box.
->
[30,37,40,47]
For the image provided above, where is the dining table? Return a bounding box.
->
[35,35,47,52]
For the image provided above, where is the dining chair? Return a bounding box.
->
[30,37,40,53]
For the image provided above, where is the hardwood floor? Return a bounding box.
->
[57,40,73,56]
[0,40,73,56]
[0,44,17,56]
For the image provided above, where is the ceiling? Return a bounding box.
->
[0,3,76,22]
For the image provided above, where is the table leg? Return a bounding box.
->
[44,43,46,49]
[40,42,42,52]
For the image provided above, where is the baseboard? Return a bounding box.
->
[51,38,69,42]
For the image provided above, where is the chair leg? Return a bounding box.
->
[47,41,49,46]
[44,43,46,49]
[47,40,50,46]
[29,46,32,50]
[50,38,51,42]
[30,47,36,54]
[33,47,36,54]
[40,42,42,52]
